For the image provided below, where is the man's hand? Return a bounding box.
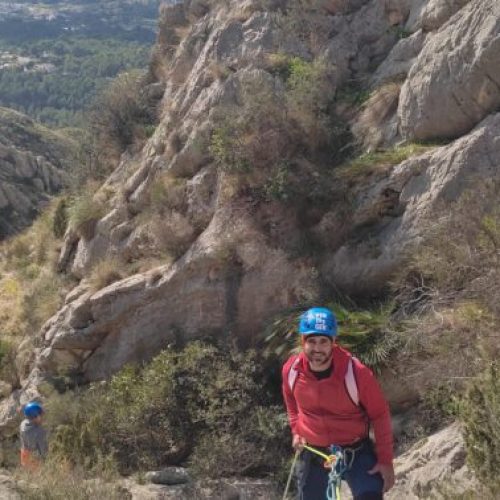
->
[292,434,306,451]
[368,462,395,492]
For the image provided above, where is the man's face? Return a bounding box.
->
[303,335,334,370]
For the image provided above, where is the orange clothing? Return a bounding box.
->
[20,448,40,470]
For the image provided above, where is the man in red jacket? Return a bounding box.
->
[282,307,395,499]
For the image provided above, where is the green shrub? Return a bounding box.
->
[22,270,65,333]
[52,198,69,239]
[0,207,68,345]
[149,174,186,213]
[210,122,251,172]
[419,382,459,433]
[49,342,288,477]
[87,69,157,160]
[460,361,500,493]
[265,52,292,79]
[68,191,105,240]
[335,83,371,107]
[0,275,27,339]
[262,162,291,201]
[262,302,400,371]
[391,26,412,39]
[336,143,433,182]
[394,180,500,318]
[0,338,18,387]
[14,457,122,500]
[209,81,290,174]
[88,257,124,291]
[285,57,334,150]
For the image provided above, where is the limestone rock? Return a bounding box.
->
[420,0,471,32]
[40,205,320,380]
[122,477,277,500]
[399,0,500,141]
[323,112,500,295]
[404,0,430,33]
[0,470,19,500]
[0,107,76,239]
[324,0,401,83]
[0,382,11,400]
[11,0,493,392]
[387,423,480,499]
[145,467,190,485]
[352,82,402,151]
[371,30,425,88]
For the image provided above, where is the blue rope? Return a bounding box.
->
[326,446,348,500]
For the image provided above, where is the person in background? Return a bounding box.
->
[19,401,48,470]
[282,307,395,499]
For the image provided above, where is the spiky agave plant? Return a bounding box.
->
[261,302,401,371]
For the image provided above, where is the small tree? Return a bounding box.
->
[285,57,337,152]
[87,70,156,164]
[52,197,68,239]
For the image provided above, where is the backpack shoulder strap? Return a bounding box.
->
[288,356,301,392]
[288,354,360,406]
[345,357,360,406]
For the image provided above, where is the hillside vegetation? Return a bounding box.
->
[0,0,162,127]
[0,0,499,498]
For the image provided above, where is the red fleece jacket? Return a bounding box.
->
[282,346,393,464]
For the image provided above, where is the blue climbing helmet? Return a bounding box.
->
[299,307,337,337]
[23,402,43,419]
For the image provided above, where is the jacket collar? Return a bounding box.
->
[297,345,351,380]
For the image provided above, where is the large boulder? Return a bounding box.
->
[122,477,277,499]
[322,112,500,296]
[399,0,500,142]
[420,0,471,32]
[42,205,319,380]
[387,423,479,499]
[340,423,479,499]
[371,30,425,88]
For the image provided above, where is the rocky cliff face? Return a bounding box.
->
[1,0,499,476]
[340,423,481,500]
[0,107,76,239]
[30,0,498,384]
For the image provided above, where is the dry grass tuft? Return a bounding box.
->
[336,143,433,182]
[68,189,106,241]
[89,257,125,292]
[14,458,123,500]
[352,82,402,151]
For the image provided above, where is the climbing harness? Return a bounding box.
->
[302,444,352,500]
[282,441,363,499]
[325,445,347,500]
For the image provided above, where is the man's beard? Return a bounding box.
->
[306,351,332,365]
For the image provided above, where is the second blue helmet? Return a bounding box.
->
[23,401,43,419]
[299,307,337,337]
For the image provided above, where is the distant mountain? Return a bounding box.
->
[0,106,77,238]
[0,1,164,43]
[0,0,170,127]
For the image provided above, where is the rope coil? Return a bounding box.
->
[294,444,348,500]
